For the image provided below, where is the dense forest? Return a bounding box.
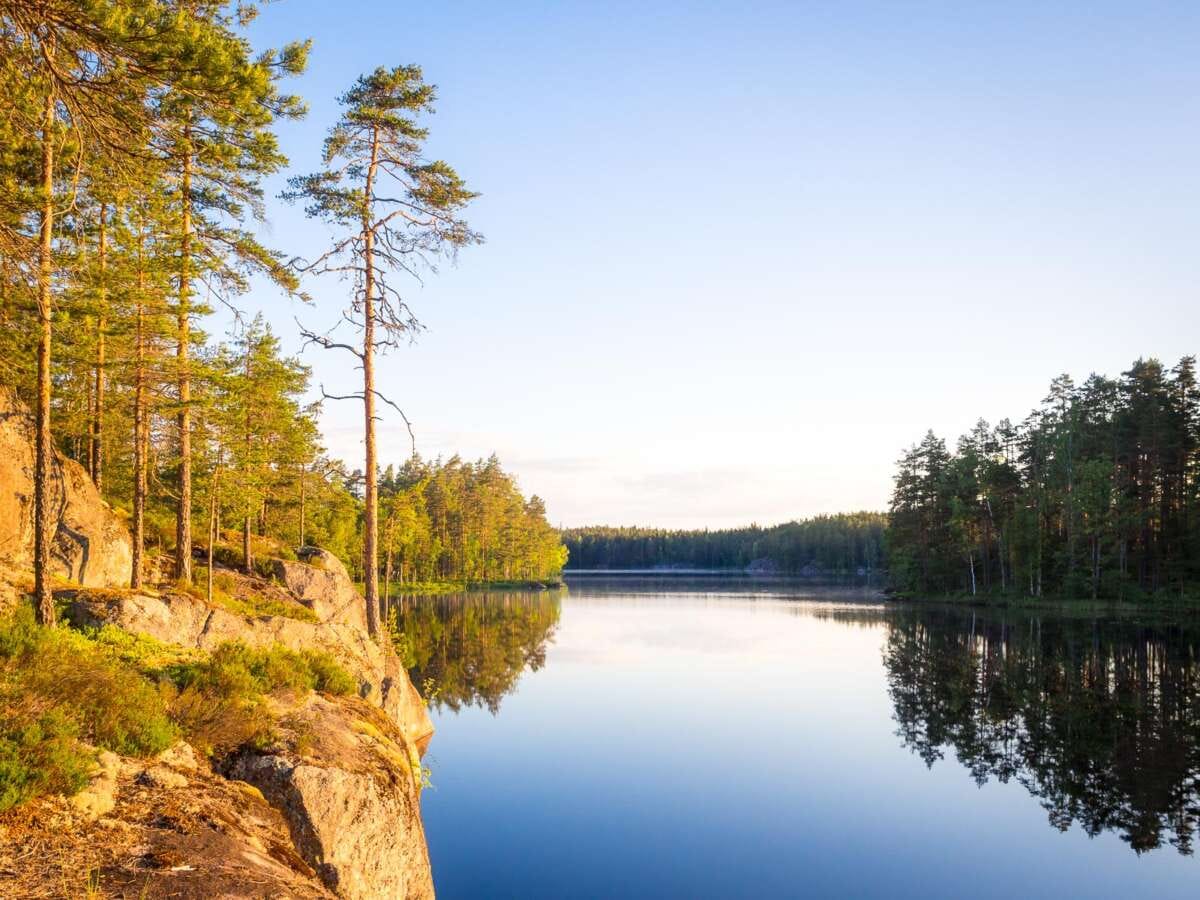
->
[561,513,886,574]
[888,357,1199,600]
[378,456,567,589]
[0,1,564,627]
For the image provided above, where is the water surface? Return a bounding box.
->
[398,578,1200,898]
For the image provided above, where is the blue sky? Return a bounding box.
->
[238,1,1200,528]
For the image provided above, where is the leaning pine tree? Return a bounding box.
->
[284,65,479,640]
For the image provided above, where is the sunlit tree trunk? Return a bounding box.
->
[90,202,107,491]
[33,83,56,624]
[131,235,148,591]
[175,128,194,583]
[361,126,382,639]
[207,466,218,605]
[243,515,253,576]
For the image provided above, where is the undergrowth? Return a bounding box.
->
[0,608,176,812]
[0,606,356,812]
[183,567,319,623]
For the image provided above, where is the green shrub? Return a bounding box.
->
[0,608,177,811]
[0,706,92,813]
[0,611,178,758]
[171,642,355,697]
[167,682,272,758]
[304,651,357,696]
[165,641,354,755]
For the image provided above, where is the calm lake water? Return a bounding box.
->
[397,577,1200,899]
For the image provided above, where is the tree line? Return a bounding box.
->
[0,1,561,634]
[378,455,568,590]
[561,513,887,574]
[888,357,1199,600]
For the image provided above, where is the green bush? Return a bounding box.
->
[171,642,355,697]
[0,608,177,811]
[0,707,92,813]
[0,609,177,758]
[166,641,354,755]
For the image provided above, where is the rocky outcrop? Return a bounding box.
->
[228,694,434,900]
[273,548,369,631]
[0,385,131,588]
[0,739,337,898]
[69,587,434,751]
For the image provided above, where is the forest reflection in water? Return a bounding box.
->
[390,590,562,713]
[878,604,1200,856]
[399,584,1200,861]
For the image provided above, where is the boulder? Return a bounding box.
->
[0,386,131,588]
[71,750,120,820]
[273,549,369,631]
[227,694,434,900]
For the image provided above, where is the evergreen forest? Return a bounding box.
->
[887,357,1199,600]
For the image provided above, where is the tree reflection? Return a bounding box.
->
[390,591,561,713]
[884,607,1200,855]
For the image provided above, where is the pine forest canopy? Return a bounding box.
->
[0,0,559,633]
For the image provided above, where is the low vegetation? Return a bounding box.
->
[188,566,319,623]
[0,606,355,812]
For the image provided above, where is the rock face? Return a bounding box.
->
[67,569,438,898]
[0,739,338,899]
[228,694,434,900]
[274,548,369,631]
[70,587,434,751]
[0,386,132,588]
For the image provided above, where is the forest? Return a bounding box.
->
[378,456,567,589]
[887,357,1199,600]
[561,513,886,574]
[0,1,565,629]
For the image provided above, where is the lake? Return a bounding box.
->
[395,577,1200,899]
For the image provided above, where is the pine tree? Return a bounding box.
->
[154,5,309,584]
[284,65,480,638]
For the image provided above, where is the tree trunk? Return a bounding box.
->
[243,516,253,576]
[384,548,392,612]
[91,202,107,491]
[361,127,382,640]
[208,469,218,605]
[130,242,148,591]
[298,463,306,547]
[33,83,56,625]
[174,133,194,583]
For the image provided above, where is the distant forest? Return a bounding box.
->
[888,356,1199,600]
[561,513,886,573]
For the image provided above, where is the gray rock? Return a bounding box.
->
[228,694,434,900]
[273,550,368,631]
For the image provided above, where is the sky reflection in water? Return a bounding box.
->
[404,580,1200,899]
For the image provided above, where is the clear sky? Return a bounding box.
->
[238,1,1200,529]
